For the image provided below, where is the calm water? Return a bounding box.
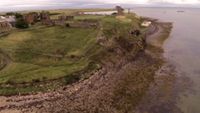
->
[133,8,200,113]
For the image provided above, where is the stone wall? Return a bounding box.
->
[58,16,74,21]
[0,21,12,33]
[24,13,38,24]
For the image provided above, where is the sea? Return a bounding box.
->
[133,7,200,113]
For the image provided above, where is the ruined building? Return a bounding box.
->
[0,21,12,33]
[58,15,74,21]
[52,16,74,26]
[0,16,15,33]
[24,12,39,24]
[39,11,75,26]
[40,12,52,25]
[40,12,50,21]
[51,19,65,26]
[0,16,16,27]
[116,6,124,15]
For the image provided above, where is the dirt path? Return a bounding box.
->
[0,49,12,71]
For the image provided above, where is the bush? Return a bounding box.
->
[87,62,98,71]
[15,13,23,19]
[6,12,15,16]
[32,79,40,83]
[6,79,16,85]
[64,74,80,85]
[15,19,29,29]
[15,13,29,29]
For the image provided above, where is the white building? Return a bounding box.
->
[141,21,152,27]
[0,16,16,26]
[82,11,117,16]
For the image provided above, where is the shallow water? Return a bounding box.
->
[132,7,200,113]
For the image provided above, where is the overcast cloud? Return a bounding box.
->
[1,0,200,5]
[0,0,200,12]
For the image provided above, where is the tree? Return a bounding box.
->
[15,13,23,19]
[15,13,29,29]
[6,12,15,16]
[15,19,29,29]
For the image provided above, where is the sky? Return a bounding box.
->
[0,0,200,12]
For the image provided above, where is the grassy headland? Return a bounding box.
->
[0,8,174,113]
[0,11,145,95]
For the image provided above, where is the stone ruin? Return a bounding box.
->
[116,6,124,15]
[68,19,99,29]
[39,12,74,26]
[58,15,74,21]
[18,11,99,28]
[24,12,39,25]
[0,21,12,33]
[40,11,52,25]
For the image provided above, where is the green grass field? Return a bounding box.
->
[0,26,99,84]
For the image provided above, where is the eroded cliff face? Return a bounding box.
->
[30,22,174,113]
[28,28,160,113]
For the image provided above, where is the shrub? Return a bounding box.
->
[15,13,29,29]
[15,19,29,29]
[6,79,16,85]
[6,12,15,16]
[64,74,80,85]
[32,79,40,83]
[15,13,23,19]
[42,77,47,80]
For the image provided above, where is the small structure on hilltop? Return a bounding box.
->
[116,6,124,15]
[24,12,39,25]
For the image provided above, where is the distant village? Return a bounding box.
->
[0,6,151,35]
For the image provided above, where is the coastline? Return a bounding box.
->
[0,18,173,113]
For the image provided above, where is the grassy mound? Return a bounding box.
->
[0,26,98,84]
